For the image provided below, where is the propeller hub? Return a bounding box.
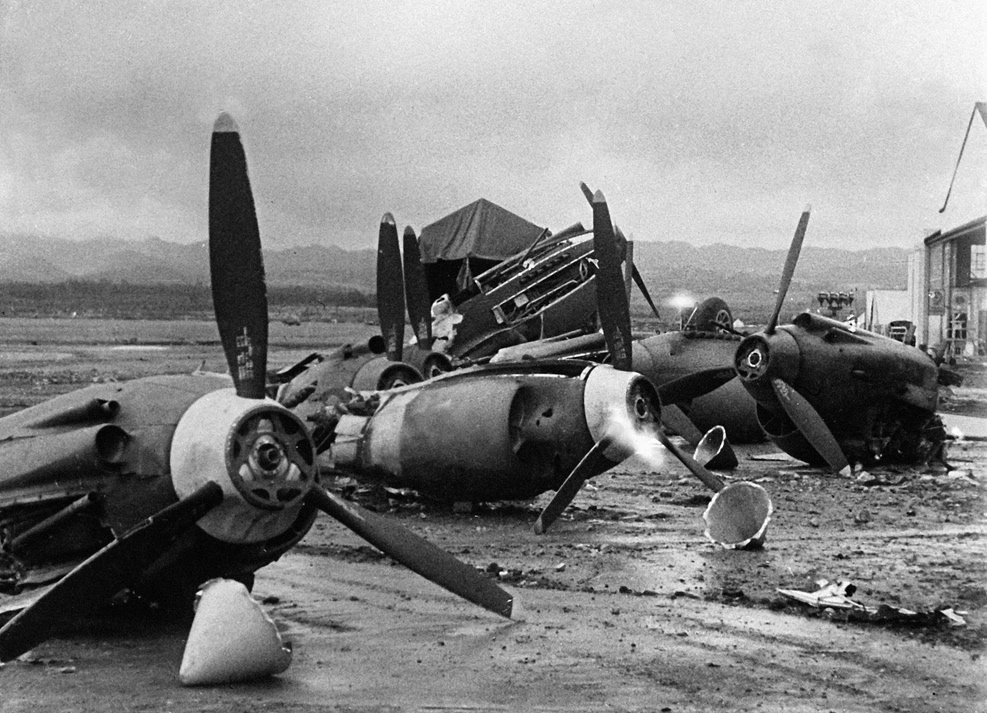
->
[171,389,318,544]
[736,338,770,380]
[734,331,800,401]
[633,393,651,420]
[230,411,313,510]
[253,439,284,472]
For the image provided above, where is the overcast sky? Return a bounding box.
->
[1,1,984,252]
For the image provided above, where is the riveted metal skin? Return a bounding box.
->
[328,363,657,502]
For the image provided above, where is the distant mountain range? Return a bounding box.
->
[0,234,376,289]
[0,233,911,322]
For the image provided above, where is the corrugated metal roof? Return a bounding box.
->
[924,215,985,247]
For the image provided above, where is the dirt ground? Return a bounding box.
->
[0,318,984,712]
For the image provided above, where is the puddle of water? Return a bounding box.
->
[106,345,170,351]
[0,351,74,361]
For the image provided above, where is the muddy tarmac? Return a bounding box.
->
[0,322,984,712]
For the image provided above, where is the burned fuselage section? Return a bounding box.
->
[735,312,946,466]
[442,230,602,361]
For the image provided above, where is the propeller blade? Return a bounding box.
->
[0,482,224,662]
[209,113,269,399]
[655,429,726,493]
[305,485,513,618]
[658,403,704,446]
[579,181,594,205]
[657,367,737,405]
[770,378,850,474]
[402,226,433,349]
[631,265,661,320]
[591,191,633,370]
[377,214,405,361]
[766,208,810,334]
[533,438,612,534]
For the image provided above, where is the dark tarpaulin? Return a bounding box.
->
[418,198,545,302]
[418,198,544,263]
[423,257,498,303]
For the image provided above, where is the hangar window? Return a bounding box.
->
[973,244,986,279]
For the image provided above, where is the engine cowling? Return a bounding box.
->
[581,365,662,462]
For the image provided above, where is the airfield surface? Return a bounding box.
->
[0,318,984,713]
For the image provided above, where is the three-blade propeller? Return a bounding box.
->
[534,183,762,533]
[537,185,709,531]
[743,208,850,475]
[0,113,512,664]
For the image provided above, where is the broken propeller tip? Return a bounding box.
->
[579,181,593,203]
[213,112,239,134]
[592,189,607,204]
[381,212,396,225]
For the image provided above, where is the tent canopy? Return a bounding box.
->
[418,198,544,264]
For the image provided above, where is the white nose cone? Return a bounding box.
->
[179,579,292,686]
[703,481,772,549]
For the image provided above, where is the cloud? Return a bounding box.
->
[1,0,984,249]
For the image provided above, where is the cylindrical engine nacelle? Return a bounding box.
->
[401,346,455,380]
[350,356,423,391]
[330,365,661,502]
[0,424,129,499]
